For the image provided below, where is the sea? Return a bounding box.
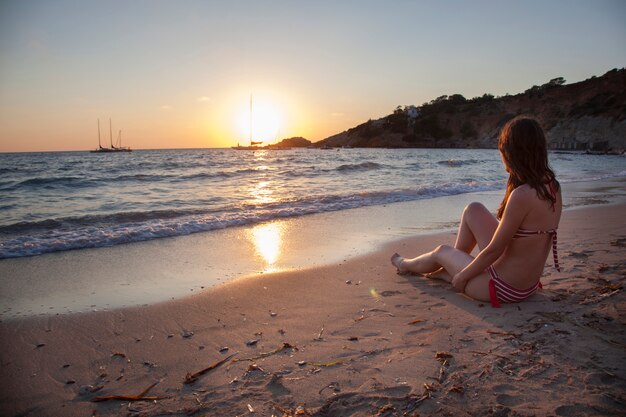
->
[1,148,625,260]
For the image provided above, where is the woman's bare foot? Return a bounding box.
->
[391,253,409,275]
[424,267,452,281]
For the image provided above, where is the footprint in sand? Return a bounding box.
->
[492,383,516,393]
[429,302,446,308]
[555,404,597,416]
[496,394,524,407]
[583,371,617,385]
[380,290,403,297]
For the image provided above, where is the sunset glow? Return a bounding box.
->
[236,98,283,144]
[0,1,624,152]
[251,223,283,271]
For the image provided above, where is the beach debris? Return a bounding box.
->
[247,403,255,413]
[369,288,381,301]
[62,364,70,368]
[78,385,103,396]
[319,383,341,395]
[314,325,325,341]
[486,330,518,337]
[182,330,194,339]
[111,352,126,359]
[184,352,237,384]
[438,367,446,383]
[449,384,465,394]
[273,403,311,417]
[374,404,395,416]
[408,319,426,325]
[435,352,453,360]
[297,360,306,366]
[348,336,359,341]
[232,343,297,363]
[470,350,508,360]
[91,381,166,402]
[246,339,260,346]
[167,334,174,339]
[270,310,278,317]
[65,380,76,385]
[581,287,622,304]
[246,364,267,374]
[610,238,626,247]
[307,359,349,367]
[35,343,46,348]
[278,329,286,335]
[219,346,230,353]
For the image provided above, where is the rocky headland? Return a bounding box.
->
[315,68,626,152]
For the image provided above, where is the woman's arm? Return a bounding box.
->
[451,186,532,291]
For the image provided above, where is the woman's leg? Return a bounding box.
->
[454,202,499,253]
[425,202,498,280]
[391,245,490,301]
[392,244,472,281]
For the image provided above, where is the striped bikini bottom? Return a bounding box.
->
[487,266,542,308]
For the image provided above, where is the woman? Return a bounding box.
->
[391,116,562,307]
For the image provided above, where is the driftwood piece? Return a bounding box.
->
[184,352,238,384]
[232,342,296,362]
[91,381,165,402]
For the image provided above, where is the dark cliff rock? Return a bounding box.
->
[315,68,626,152]
[266,137,312,149]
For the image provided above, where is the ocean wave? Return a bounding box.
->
[15,176,96,188]
[0,207,223,235]
[0,181,501,259]
[335,161,386,172]
[560,169,626,183]
[436,159,482,167]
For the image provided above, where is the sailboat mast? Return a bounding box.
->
[109,118,114,148]
[249,95,252,145]
[97,119,101,148]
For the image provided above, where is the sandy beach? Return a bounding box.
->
[1,202,625,417]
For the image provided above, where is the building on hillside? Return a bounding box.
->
[405,106,420,125]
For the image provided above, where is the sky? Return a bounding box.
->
[0,0,624,152]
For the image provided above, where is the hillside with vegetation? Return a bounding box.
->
[315,68,626,152]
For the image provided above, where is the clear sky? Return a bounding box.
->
[0,0,624,152]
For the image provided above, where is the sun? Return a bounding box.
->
[237,97,283,144]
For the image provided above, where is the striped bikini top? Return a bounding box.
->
[512,180,561,272]
[513,227,560,272]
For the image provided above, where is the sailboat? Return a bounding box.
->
[232,96,264,150]
[91,119,132,153]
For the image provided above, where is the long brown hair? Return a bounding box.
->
[497,116,559,219]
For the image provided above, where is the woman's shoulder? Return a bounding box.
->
[510,184,535,201]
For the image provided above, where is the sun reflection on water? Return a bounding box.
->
[250,180,276,204]
[251,222,283,272]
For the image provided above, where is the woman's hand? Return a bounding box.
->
[451,272,469,292]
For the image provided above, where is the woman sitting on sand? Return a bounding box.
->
[391,116,561,307]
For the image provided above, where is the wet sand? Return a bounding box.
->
[1,203,625,416]
[2,177,624,319]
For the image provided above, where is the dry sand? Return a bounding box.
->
[1,203,625,417]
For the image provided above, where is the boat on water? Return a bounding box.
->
[91,119,132,153]
[232,95,279,150]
